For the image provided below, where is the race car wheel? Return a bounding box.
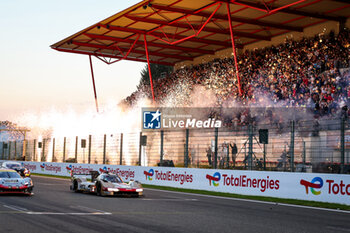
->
[96,182,102,196]
[73,180,78,192]
[96,182,106,197]
[26,187,33,196]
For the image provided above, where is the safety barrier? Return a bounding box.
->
[2,118,350,174]
[2,160,349,205]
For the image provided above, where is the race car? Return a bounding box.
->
[0,168,34,195]
[71,171,143,197]
[1,161,31,177]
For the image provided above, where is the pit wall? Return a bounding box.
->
[3,160,349,205]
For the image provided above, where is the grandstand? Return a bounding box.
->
[126,29,350,111]
[3,0,344,173]
[50,0,350,104]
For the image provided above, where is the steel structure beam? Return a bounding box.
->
[89,55,99,113]
[53,47,174,66]
[150,3,303,32]
[84,32,216,55]
[125,15,272,41]
[97,24,234,47]
[233,0,346,22]
[149,31,235,47]
[151,2,223,46]
[226,2,242,96]
[72,41,193,61]
[144,35,155,101]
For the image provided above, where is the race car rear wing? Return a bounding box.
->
[71,170,100,182]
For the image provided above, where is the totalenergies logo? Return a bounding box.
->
[99,167,108,173]
[66,165,72,173]
[21,162,36,171]
[300,177,323,195]
[206,172,221,187]
[144,169,154,181]
[40,163,45,171]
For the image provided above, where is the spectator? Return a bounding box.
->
[125,29,350,126]
[206,146,212,167]
[230,142,238,168]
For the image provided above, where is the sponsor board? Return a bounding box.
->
[143,168,193,185]
[140,167,349,205]
[2,160,349,205]
[7,161,136,182]
[300,176,350,196]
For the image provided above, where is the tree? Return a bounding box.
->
[137,63,173,90]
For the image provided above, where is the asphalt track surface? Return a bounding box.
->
[0,176,349,233]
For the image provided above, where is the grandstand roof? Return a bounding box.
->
[51,0,349,66]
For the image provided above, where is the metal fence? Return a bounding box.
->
[1,117,350,174]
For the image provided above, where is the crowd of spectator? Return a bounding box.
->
[125,29,350,124]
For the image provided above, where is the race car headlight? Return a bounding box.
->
[24,179,33,186]
[107,188,119,192]
[136,188,143,192]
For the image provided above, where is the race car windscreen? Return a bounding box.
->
[0,171,21,178]
[6,163,22,170]
[104,175,123,183]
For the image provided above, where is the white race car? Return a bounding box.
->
[71,171,143,197]
[1,161,31,177]
[0,168,34,195]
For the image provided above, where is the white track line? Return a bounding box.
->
[26,212,111,215]
[3,204,111,215]
[72,205,110,214]
[142,198,197,201]
[3,205,28,212]
[145,188,350,214]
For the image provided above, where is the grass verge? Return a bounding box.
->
[32,173,349,211]
[32,173,71,179]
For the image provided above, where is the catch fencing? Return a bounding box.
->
[1,118,350,174]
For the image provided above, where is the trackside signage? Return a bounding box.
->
[201,171,350,204]
[4,161,136,182]
[143,168,193,185]
[2,160,348,205]
[206,173,280,192]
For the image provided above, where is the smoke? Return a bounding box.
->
[11,98,154,140]
[188,85,217,108]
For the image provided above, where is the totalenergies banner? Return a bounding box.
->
[2,160,349,205]
[141,167,350,205]
[0,160,136,182]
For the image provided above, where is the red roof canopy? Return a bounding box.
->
[51,0,349,66]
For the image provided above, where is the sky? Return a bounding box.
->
[0,0,145,121]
